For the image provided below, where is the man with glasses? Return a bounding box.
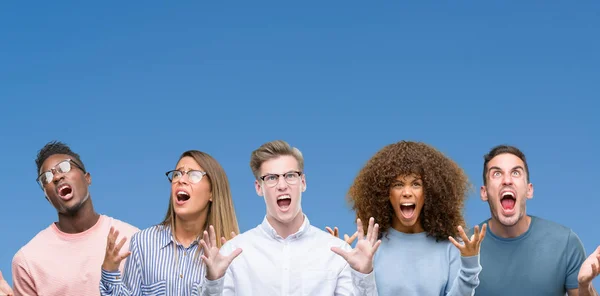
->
[11,141,138,295]
[199,140,381,296]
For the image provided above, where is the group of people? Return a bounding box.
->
[0,139,598,296]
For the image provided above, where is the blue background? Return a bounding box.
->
[1,0,598,288]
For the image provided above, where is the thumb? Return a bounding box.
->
[331,247,349,261]
[119,251,132,261]
[226,248,243,264]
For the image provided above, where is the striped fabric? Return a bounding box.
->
[100,224,205,296]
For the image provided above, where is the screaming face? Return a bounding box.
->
[481,153,533,228]
[389,174,425,233]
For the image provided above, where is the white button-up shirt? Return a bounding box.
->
[202,215,377,296]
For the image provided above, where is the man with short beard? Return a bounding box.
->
[11,141,139,296]
[475,145,598,296]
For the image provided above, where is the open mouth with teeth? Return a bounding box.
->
[500,192,516,210]
[57,184,73,200]
[277,195,291,210]
[400,203,416,219]
[176,190,191,203]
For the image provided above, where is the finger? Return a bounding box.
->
[231,231,237,239]
[478,224,487,242]
[473,225,481,242]
[114,237,128,254]
[106,227,115,249]
[356,218,364,240]
[202,231,211,248]
[334,227,339,237]
[448,236,463,249]
[200,239,210,257]
[119,251,132,261]
[366,217,374,242]
[325,227,334,236]
[348,231,358,244]
[221,237,227,245]
[210,225,218,247]
[331,246,349,261]
[226,248,243,264]
[372,239,382,253]
[371,223,380,244]
[111,230,121,248]
[457,226,470,244]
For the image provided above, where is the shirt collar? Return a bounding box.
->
[259,214,311,240]
[158,225,201,249]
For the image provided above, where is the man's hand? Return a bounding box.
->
[331,217,382,274]
[0,270,14,296]
[102,227,131,272]
[200,225,242,281]
[326,226,358,245]
[449,224,487,257]
[578,245,600,294]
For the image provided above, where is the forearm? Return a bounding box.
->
[447,255,482,296]
[578,283,599,296]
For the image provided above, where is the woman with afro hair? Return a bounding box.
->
[346,141,487,295]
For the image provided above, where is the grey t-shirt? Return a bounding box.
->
[474,215,585,296]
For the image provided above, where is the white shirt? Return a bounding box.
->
[202,215,377,296]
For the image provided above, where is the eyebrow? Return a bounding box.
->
[392,178,422,183]
[489,165,525,172]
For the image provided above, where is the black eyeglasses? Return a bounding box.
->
[260,171,303,187]
[165,170,207,184]
[36,159,85,187]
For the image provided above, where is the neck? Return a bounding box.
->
[267,211,305,239]
[391,216,424,234]
[489,215,531,238]
[56,199,100,234]
[174,211,207,248]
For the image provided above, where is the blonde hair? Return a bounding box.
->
[250,140,304,179]
[160,150,239,260]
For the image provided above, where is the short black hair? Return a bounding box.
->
[483,144,529,185]
[35,141,86,173]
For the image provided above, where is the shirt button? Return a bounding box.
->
[180,274,183,278]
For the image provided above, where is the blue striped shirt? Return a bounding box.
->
[100,224,206,296]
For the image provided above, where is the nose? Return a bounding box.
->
[176,173,190,185]
[401,186,412,197]
[51,169,65,183]
[276,175,288,190]
[501,173,513,185]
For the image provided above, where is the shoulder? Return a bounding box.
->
[13,225,55,262]
[308,225,350,249]
[103,215,140,236]
[12,225,54,265]
[530,216,576,239]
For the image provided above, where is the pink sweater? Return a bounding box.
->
[11,215,139,296]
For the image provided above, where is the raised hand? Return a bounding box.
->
[102,226,131,272]
[331,217,382,274]
[448,224,487,257]
[200,225,242,281]
[0,270,14,296]
[578,246,600,286]
[326,226,358,245]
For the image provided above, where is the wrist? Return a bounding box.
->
[206,269,223,281]
[579,281,592,289]
[101,263,119,272]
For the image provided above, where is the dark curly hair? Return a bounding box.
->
[347,141,471,241]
